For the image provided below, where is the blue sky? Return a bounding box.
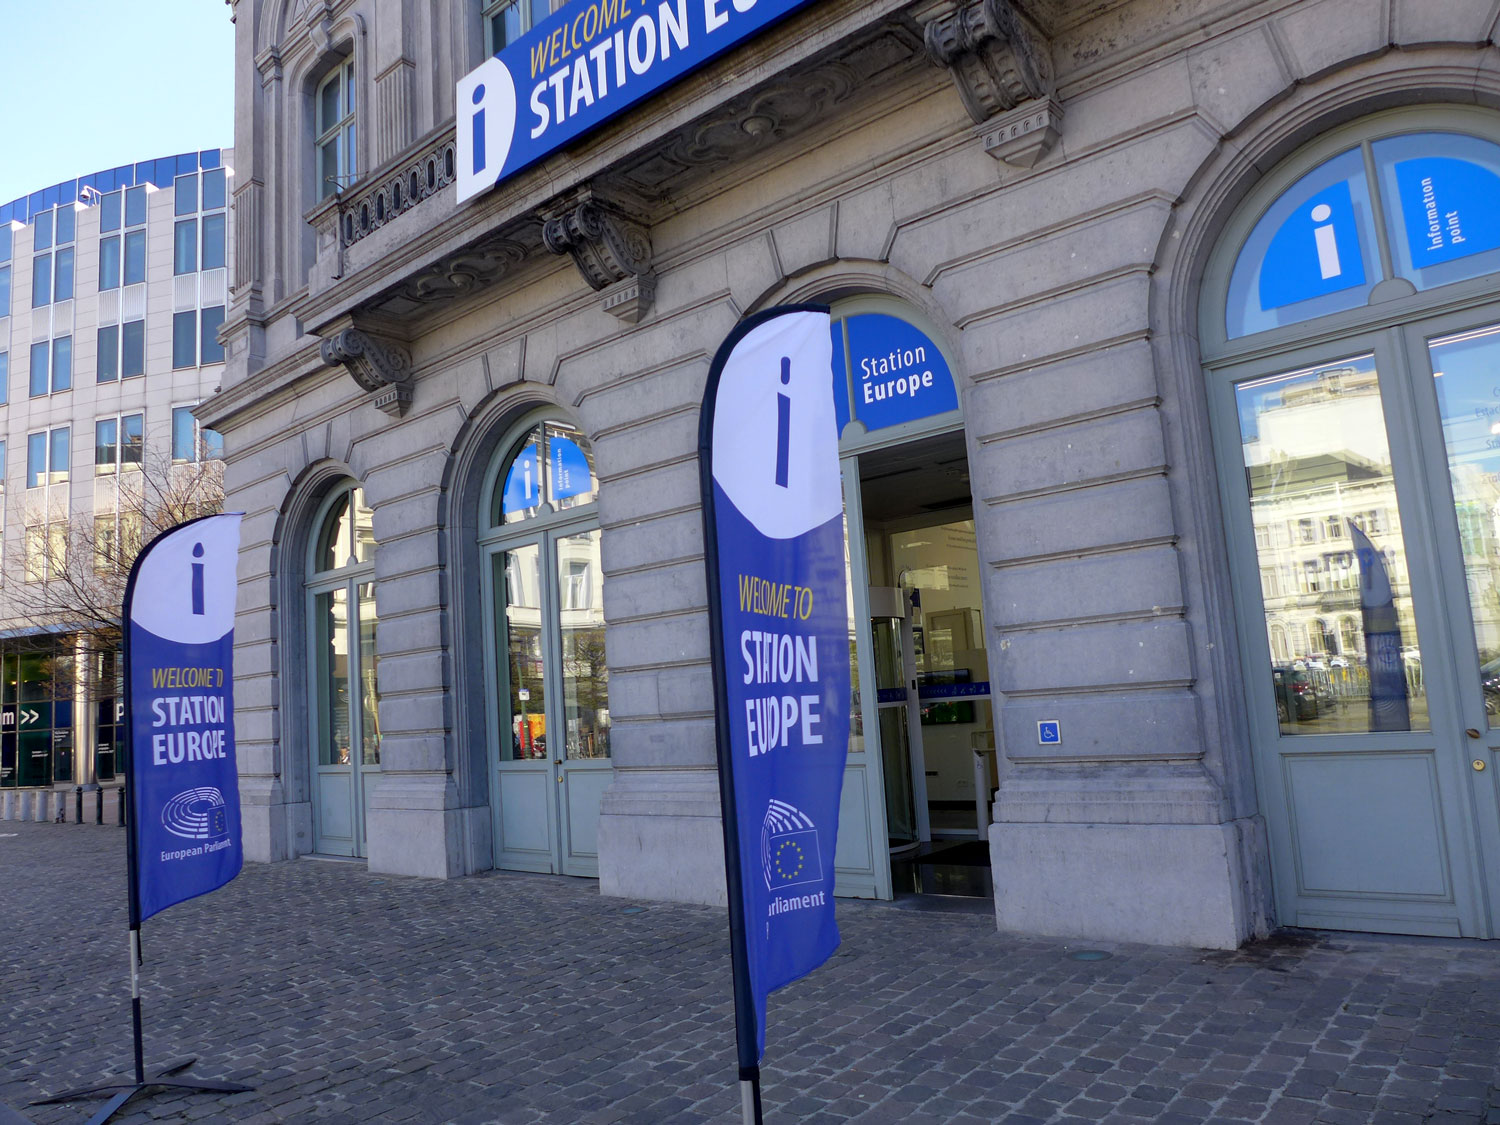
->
[0,0,235,205]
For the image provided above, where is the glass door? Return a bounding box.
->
[1214,336,1489,936]
[871,588,927,852]
[487,523,611,876]
[1409,314,1500,932]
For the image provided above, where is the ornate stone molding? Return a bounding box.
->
[541,196,656,322]
[925,0,1060,166]
[319,326,413,416]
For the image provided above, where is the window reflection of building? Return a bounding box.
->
[1240,360,1429,727]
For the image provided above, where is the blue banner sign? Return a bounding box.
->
[833,313,958,437]
[458,0,819,203]
[126,514,244,922]
[502,441,541,515]
[1258,180,1367,311]
[1394,157,1500,268]
[701,306,850,1061]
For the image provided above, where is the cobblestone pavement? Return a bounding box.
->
[2,821,1499,1125]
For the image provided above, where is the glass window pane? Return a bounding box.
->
[315,587,352,766]
[202,168,226,210]
[545,422,598,511]
[172,407,195,461]
[499,544,545,760]
[26,432,45,487]
[1236,354,1427,734]
[200,305,225,364]
[123,230,145,285]
[53,247,73,301]
[50,427,69,480]
[0,351,8,404]
[173,311,197,368]
[344,60,354,113]
[358,582,380,766]
[350,487,375,563]
[174,173,198,215]
[32,209,52,251]
[29,342,47,396]
[31,253,50,307]
[97,324,118,382]
[124,185,147,227]
[121,413,143,468]
[496,426,543,524]
[557,530,609,759]
[174,219,196,274]
[52,336,71,391]
[318,70,342,134]
[121,320,144,378]
[0,263,10,316]
[96,418,118,472]
[1373,132,1500,295]
[1429,322,1500,725]
[1226,148,1382,340]
[0,223,11,262]
[316,491,353,572]
[100,191,121,232]
[99,236,120,290]
[55,205,74,245]
[319,138,340,200]
[202,213,225,271]
[202,426,224,461]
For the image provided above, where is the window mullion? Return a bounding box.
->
[1360,140,1398,283]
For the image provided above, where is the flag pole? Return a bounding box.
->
[701,315,767,1125]
[31,515,253,1123]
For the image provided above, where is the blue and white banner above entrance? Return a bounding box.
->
[832,312,958,436]
[458,0,818,203]
[125,513,244,923]
[700,306,851,1063]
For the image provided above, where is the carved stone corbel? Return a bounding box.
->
[320,327,414,416]
[541,196,656,323]
[924,0,1061,168]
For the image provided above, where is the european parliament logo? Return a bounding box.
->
[761,799,824,891]
[161,786,229,842]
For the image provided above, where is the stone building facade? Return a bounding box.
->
[213,0,1500,947]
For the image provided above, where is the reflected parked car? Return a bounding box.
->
[1481,657,1500,715]
[1272,665,1319,723]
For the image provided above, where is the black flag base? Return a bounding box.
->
[30,1057,253,1125]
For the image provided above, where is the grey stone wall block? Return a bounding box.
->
[601,560,708,622]
[604,612,711,673]
[1060,57,1196,155]
[771,202,839,279]
[374,651,447,696]
[597,768,726,905]
[608,717,718,769]
[366,488,442,546]
[369,568,443,618]
[599,511,704,573]
[366,806,464,878]
[602,670,661,720]
[992,543,1184,629]
[371,532,442,585]
[986,476,1176,564]
[1187,24,1293,137]
[1001,689,1203,763]
[990,822,1251,949]
[724,232,787,312]
[371,610,445,656]
[1274,0,1388,81]
[591,410,700,479]
[372,731,449,773]
[597,460,702,528]
[966,339,1160,439]
[991,618,1193,693]
[971,405,1167,499]
[963,274,1153,377]
[654,663,714,716]
[834,181,899,264]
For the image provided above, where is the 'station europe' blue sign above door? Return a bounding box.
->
[833,312,959,436]
[458,0,820,203]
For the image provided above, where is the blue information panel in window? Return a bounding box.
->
[1258,180,1367,311]
[1394,157,1500,269]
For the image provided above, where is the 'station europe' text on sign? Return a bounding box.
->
[458,0,819,203]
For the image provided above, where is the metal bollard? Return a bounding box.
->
[75,785,83,825]
[118,788,126,827]
[95,786,104,825]
[55,793,66,823]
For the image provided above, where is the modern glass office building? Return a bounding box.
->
[0,153,229,805]
[211,0,1500,947]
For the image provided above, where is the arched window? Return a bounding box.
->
[1201,107,1500,937]
[305,481,379,857]
[478,414,609,876]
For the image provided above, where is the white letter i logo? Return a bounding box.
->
[775,357,791,488]
[1311,203,1342,280]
